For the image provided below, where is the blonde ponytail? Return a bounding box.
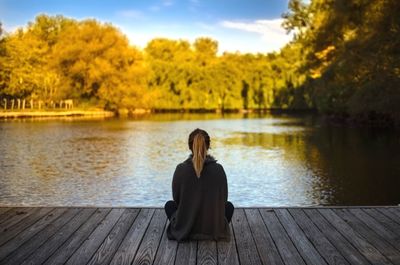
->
[192,133,207,178]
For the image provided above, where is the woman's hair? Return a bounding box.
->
[188,128,210,178]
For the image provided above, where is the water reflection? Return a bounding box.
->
[221,130,331,206]
[0,113,399,206]
[304,126,400,205]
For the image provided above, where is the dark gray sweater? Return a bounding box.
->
[166,154,231,242]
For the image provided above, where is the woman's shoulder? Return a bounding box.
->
[178,154,224,172]
[204,154,217,164]
[175,158,192,171]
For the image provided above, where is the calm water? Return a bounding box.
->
[0,113,399,207]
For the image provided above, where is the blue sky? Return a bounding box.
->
[0,0,293,54]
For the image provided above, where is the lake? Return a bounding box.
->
[0,113,399,207]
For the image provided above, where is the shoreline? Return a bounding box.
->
[0,108,317,119]
[0,109,115,119]
[1,109,398,128]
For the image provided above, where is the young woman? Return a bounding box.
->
[164,128,234,242]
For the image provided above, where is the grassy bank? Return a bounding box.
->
[0,109,115,118]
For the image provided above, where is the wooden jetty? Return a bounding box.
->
[0,206,400,264]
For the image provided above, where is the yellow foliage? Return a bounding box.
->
[314,45,335,60]
[310,69,322,79]
[310,45,335,79]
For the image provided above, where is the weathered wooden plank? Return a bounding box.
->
[20,208,97,265]
[153,221,178,265]
[64,208,125,265]
[109,208,155,265]
[260,209,305,265]
[1,208,80,265]
[217,223,240,265]
[0,207,399,265]
[86,208,140,265]
[0,207,53,246]
[386,208,400,223]
[318,209,391,265]
[0,207,12,217]
[175,241,197,265]
[0,207,31,225]
[304,209,369,265]
[289,209,349,265]
[275,208,328,265]
[244,209,283,265]
[349,208,400,248]
[0,208,67,261]
[391,207,400,217]
[231,209,262,265]
[334,208,400,264]
[43,208,111,265]
[377,208,400,226]
[364,208,400,238]
[131,209,166,265]
[0,208,37,233]
[197,240,217,265]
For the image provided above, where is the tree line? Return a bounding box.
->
[0,0,399,123]
[0,15,301,112]
[282,0,400,124]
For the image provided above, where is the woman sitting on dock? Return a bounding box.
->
[164,128,234,242]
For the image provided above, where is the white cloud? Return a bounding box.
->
[119,25,191,50]
[2,23,23,33]
[116,18,293,55]
[220,18,293,52]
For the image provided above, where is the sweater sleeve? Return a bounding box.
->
[220,165,228,202]
[172,164,180,204]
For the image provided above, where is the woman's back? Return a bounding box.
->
[166,154,230,241]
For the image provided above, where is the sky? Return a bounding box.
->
[0,0,293,54]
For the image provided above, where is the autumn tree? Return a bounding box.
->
[52,19,148,110]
